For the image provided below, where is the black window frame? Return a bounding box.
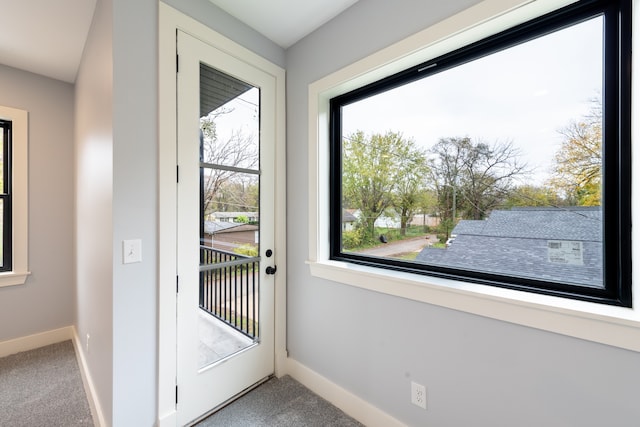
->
[329,0,631,307]
[0,119,12,272]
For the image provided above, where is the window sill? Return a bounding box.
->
[307,259,640,353]
[0,271,31,287]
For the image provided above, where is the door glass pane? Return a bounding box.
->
[198,63,260,368]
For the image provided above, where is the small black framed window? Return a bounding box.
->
[0,119,12,272]
[329,0,631,306]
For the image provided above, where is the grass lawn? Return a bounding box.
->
[395,252,419,260]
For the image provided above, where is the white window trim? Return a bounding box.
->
[0,105,29,287]
[308,0,640,352]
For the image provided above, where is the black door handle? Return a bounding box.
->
[266,265,277,275]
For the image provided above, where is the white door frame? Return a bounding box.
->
[158,4,287,425]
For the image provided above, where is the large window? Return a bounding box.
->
[329,0,630,306]
[0,105,28,287]
[0,119,11,271]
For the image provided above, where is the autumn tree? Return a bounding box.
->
[343,131,429,241]
[502,184,565,208]
[429,137,528,222]
[549,102,602,206]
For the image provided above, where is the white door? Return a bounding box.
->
[176,30,276,425]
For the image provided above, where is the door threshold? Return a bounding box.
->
[187,374,273,426]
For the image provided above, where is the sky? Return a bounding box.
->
[341,15,603,186]
[204,86,260,168]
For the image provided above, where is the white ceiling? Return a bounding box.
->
[0,0,97,83]
[209,0,360,48]
[0,0,357,83]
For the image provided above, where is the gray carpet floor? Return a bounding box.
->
[196,375,364,427]
[0,340,93,426]
[0,342,361,427]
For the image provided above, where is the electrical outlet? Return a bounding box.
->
[411,381,427,409]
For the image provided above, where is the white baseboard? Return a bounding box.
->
[0,326,73,358]
[284,358,406,427]
[71,327,107,427]
[157,410,177,427]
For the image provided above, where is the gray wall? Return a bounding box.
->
[111,0,159,423]
[75,0,160,424]
[162,0,285,68]
[74,0,283,424]
[0,64,75,342]
[75,0,114,423]
[285,1,640,426]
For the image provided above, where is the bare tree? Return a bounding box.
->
[200,113,258,217]
[429,137,528,221]
[428,137,465,224]
[210,179,259,213]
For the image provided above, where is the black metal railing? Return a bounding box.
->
[199,246,259,339]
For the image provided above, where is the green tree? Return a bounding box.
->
[415,189,438,232]
[393,144,430,235]
[233,243,258,257]
[549,102,602,206]
[343,131,428,242]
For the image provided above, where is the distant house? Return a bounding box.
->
[409,213,439,228]
[342,210,357,231]
[210,211,259,223]
[416,207,602,287]
[348,210,439,229]
[350,209,401,229]
[203,220,259,251]
[375,214,400,229]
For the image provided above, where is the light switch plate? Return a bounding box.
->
[123,239,142,264]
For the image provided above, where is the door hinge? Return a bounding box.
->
[176,275,179,293]
[176,385,178,404]
[176,54,179,73]
[176,165,179,183]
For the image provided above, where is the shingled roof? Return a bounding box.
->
[416,207,602,288]
[342,209,357,223]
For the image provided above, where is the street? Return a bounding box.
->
[356,235,436,257]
